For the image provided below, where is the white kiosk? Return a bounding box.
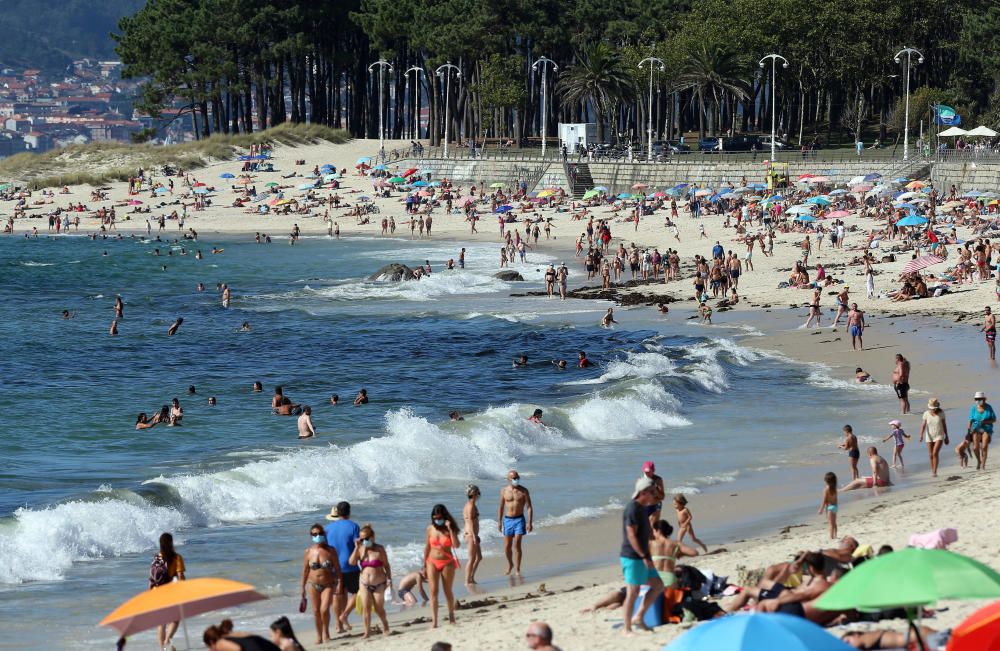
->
[558,123,598,154]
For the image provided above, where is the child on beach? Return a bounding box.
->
[855,367,872,383]
[818,472,838,539]
[883,419,910,468]
[673,495,708,553]
[957,434,971,468]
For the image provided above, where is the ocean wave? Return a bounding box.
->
[313,271,513,302]
[20,261,56,267]
[565,383,690,439]
[537,501,622,528]
[806,369,894,394]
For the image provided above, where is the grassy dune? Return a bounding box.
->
[0,123,350,189]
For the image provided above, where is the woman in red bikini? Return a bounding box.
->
[424,504,461,628]
[348,525,392,639]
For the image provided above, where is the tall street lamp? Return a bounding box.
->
[638,57,665,162]
[436,61,461,157]
[532,56,558,158]
[368,59,394,155]
[894,47,924,161]
[405,66,424,140]
[758,53,788,162]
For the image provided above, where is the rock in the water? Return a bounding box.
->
[494,271,525,281]
[368,263,415,282]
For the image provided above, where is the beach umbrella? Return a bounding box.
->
[906,180,928,190]
[402,168,418,177]
[947,599,1000,651]
[896,215,929,227]
[219,173,235,179]
[537,189,557,198]
[806,196,832,205]
[154,187,169,194]
[965,125,998,138]
[616,192,634,199]
[323,174,339,182]
[892,177,910,184]
[786,204,816,214]
[664,188,681,196]
[808,176,830,184]
[695,189,713,197]
[356,157,371,164]
[388,176,406,184]
[903,255,946,274]
[765,195,784,202]
[428,181,442,187]
[794,214,816,222]
[829,189,848,196]
[827,210,851,218]
[100,577,266,647]
[665,612,852,651]
[495,205,513,213]
[747,182,767,190]
[264,182,279,188]
[816,548,1000,611]
[719,192,739,200]
[651,191,666,198]
[128,199,143,205]
[489,182,505,188]
[632,183,649,190]
[593,185,609,192]
[297,183,315,190]
[852,184,873,192]
[797,173,817,180]
[963,190,983,198]
[411,180,428,187]
[193,187,209,194]
[235,178,253,185]
[373,164,388,171]
[979,191,1000,199]
[582,190,600,200]
[893,202,919,211]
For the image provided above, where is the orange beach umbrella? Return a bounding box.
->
[99,577,266,641]
[947,599,1000,651]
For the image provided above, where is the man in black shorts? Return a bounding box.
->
[892,353,911,414]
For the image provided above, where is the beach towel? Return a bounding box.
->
[908,528,958,550]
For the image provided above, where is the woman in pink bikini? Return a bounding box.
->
[348,525,392,638]
[424,504,461,628]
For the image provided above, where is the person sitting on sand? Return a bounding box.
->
[840,447,892,491]
[724,552,839,624]
[396,568,428,606]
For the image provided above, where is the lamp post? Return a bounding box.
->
[436,61,461,157]
[893,47,924,161]
[368,59,394,155]
[758,54,788,161]
[532,56,558,158]
[405,66,424,140]
[638,57,665,162]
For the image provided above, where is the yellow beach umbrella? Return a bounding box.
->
[100,578,266,646]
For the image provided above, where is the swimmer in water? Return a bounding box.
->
[240,321,251,332]
[658,303,669,314]
[601,308,617,328]
[197,283,205,292]
[252,381,263,392]
[577,351,593,368]
[449,411,464,421]
[354,389,369,405]
[330,394,339,406]
[275,396,302,416]
[297,406,317,439]
[135,413,156,430]
[552,359,567,369]
[62,310,75,319]
[110,319,118,336]
[528,408,544,424]
[512,355,529,368]
[208,396,217,406]
[855,367,872,383]
[167,317,183,336]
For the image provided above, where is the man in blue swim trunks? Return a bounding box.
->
[847,303,865,351]
[620,476,665,634]
[498,470,533,576]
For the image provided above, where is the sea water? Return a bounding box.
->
[0,233,887,648]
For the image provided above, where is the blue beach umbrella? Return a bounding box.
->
[411,180,428,187]
[154,187,169,194]
[220,173,235,179]
[829,189,848,196]
[897,215,929,227]
[592,186,609,192]
[864,173,882,181]
[747,182,767,190]
[297,183,317,190]
[192,187,208,194]
[806,196,831,205]
[892,177,909,184]
[765,195,784,203]
[373,164,388,171]
[664,188,681,196]
[495,205,513,213]
[617,192,633,199]
[665,612,853,651]
[794,214,816,222]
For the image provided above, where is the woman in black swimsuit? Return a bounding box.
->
[203,619,281,651]
[300,524,342,645]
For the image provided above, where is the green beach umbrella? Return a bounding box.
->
[388,176,406,184]
[816,549,1000,612]
[264,182,279,187]
[582,190,600,199]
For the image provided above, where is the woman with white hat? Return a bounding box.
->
[919,398,949,477]
[968,391,996,470]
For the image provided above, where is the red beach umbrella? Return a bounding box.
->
[947,599,1000,651]
[902,255,946,275]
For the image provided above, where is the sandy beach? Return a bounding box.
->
[4,137,999,650]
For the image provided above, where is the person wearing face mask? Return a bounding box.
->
[300,524,342,645]
[348,525,392,639]
[498,470,533,576]
[424,504,461,628]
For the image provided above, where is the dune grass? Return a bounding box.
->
[0,123,351,189]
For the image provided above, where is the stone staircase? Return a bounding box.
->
[565,162,594,198]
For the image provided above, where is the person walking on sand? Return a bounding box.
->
[847,303,865,350]
[673,495,708,553]
[968,391,996,470]
[324,502,361,633]
[832,287,849,326]
[349,524,392,639]
[556,262,569,300]
[892,354,911,414]
[818,472,838,539]
[463,484,482,585]
[839,425,860,480]
[883,419,910,469]
[301,524,342,645]
[425,504,461,628]
[981,306,996,361]
[641,461,665,526]
[149,533,186,651]
[840,447,892,491]
[620,476,665,635]
[919,398,949,477]
[498,471,533,575]
[804,287,822,328]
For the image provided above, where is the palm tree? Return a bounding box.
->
[557,43,637,143]
[675,45,750,138]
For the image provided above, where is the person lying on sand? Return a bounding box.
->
[842,626,948,650]
[724,552,841,625]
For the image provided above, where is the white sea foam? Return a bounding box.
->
[566,383,690,439]
[20,261,56,267]
[311,271,512,302]
[537,501,622,527]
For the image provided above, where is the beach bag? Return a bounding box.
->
[148,553,170,589]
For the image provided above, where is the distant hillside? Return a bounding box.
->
[0,0,144,70]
